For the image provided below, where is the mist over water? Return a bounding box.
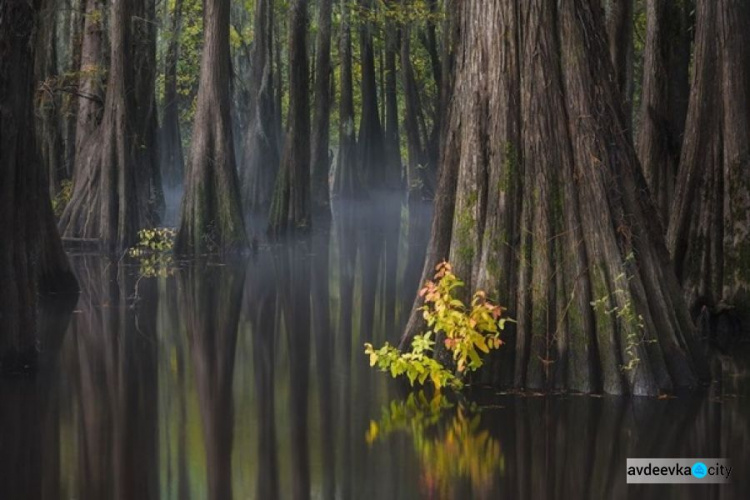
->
[161,185,184,228]
[1,199,748,499]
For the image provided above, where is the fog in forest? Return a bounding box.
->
[2,0,750,498]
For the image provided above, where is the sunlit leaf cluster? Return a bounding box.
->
[365,261,510,390]
[128,228,177,278]
[51,180,73,219]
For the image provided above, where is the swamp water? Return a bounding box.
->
[0,199,748,500]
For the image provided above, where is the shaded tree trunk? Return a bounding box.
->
[161,0,186,188]
[268,0,310,234]
[400,16,429,199]
[421,0,442,168]
[73,0,104,172]
[357,0,385,189]
[175,0,248,253]
[59,0,152,251]
[35,0,65,197]
[636,0,691,224]
[310,0,333,211]
[60,0,84,178]
[383,0,402,188]
[332,0,358,198]
[241,0,279,215]
[402,0,708,396]
[667,0,750,330]
[133,0,165,222]
[0,0,78,373]
[605,0,634,130]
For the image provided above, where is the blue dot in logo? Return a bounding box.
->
[692,462,708,478]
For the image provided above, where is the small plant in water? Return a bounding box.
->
[128,227,177,278]
[365,261,510,390]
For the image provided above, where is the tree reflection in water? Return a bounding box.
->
[1,199,748,500]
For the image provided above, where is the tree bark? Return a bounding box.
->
[400,13,429,199]
[175,0,248,253]
[332,0,358,198]
[268,0,310,234]
[401,0,708,396]
[241,0,280,214]
[161,0,186,188]
[73,0,104,172]
[667,0,750,329]
[637,0,691,224]
[1,0,78,373]
[34,0,65,197]
[605,0,634,131]
[60,0,153,251]
[310,0,333,212]
[61,0,85,179]
[421,0,442,168]
[133,0,165,222]
[356,0,385,189]
[383,0,402,188]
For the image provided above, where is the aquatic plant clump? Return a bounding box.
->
[365,262,510,390]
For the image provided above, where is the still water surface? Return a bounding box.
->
[1,199,748,499]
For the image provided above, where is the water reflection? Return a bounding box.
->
[365,392,505,499]
[0,199,748,499]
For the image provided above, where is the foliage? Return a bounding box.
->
[589,254,655,372]
[365,262,510,390]
[128,228,177,278]
[51,180,73,219]
[366,391,505,498]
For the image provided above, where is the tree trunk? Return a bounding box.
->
[60,0,150,251]
[268,0,310,234]
[0,0,78,373]
[332,0,358,198]
[383,0,402,188]
[61,0,84,179]
[161,0,186,188]
[401,0,708,396]
[241,0,280,214]
[133,0,165,222]
[421,0,442,169]
[73,0,104,172]
[667,0,750,330]
[35,0,65,197]
[400,16,429,200]
[175,0,248,253]
[605,0,634,130]
[356,0,385,189]
[636,0,691,224]
[310,0,333,212]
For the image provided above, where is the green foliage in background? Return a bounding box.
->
[51,180,73,219]
[128,228,177,278]
[365,262,510,390]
